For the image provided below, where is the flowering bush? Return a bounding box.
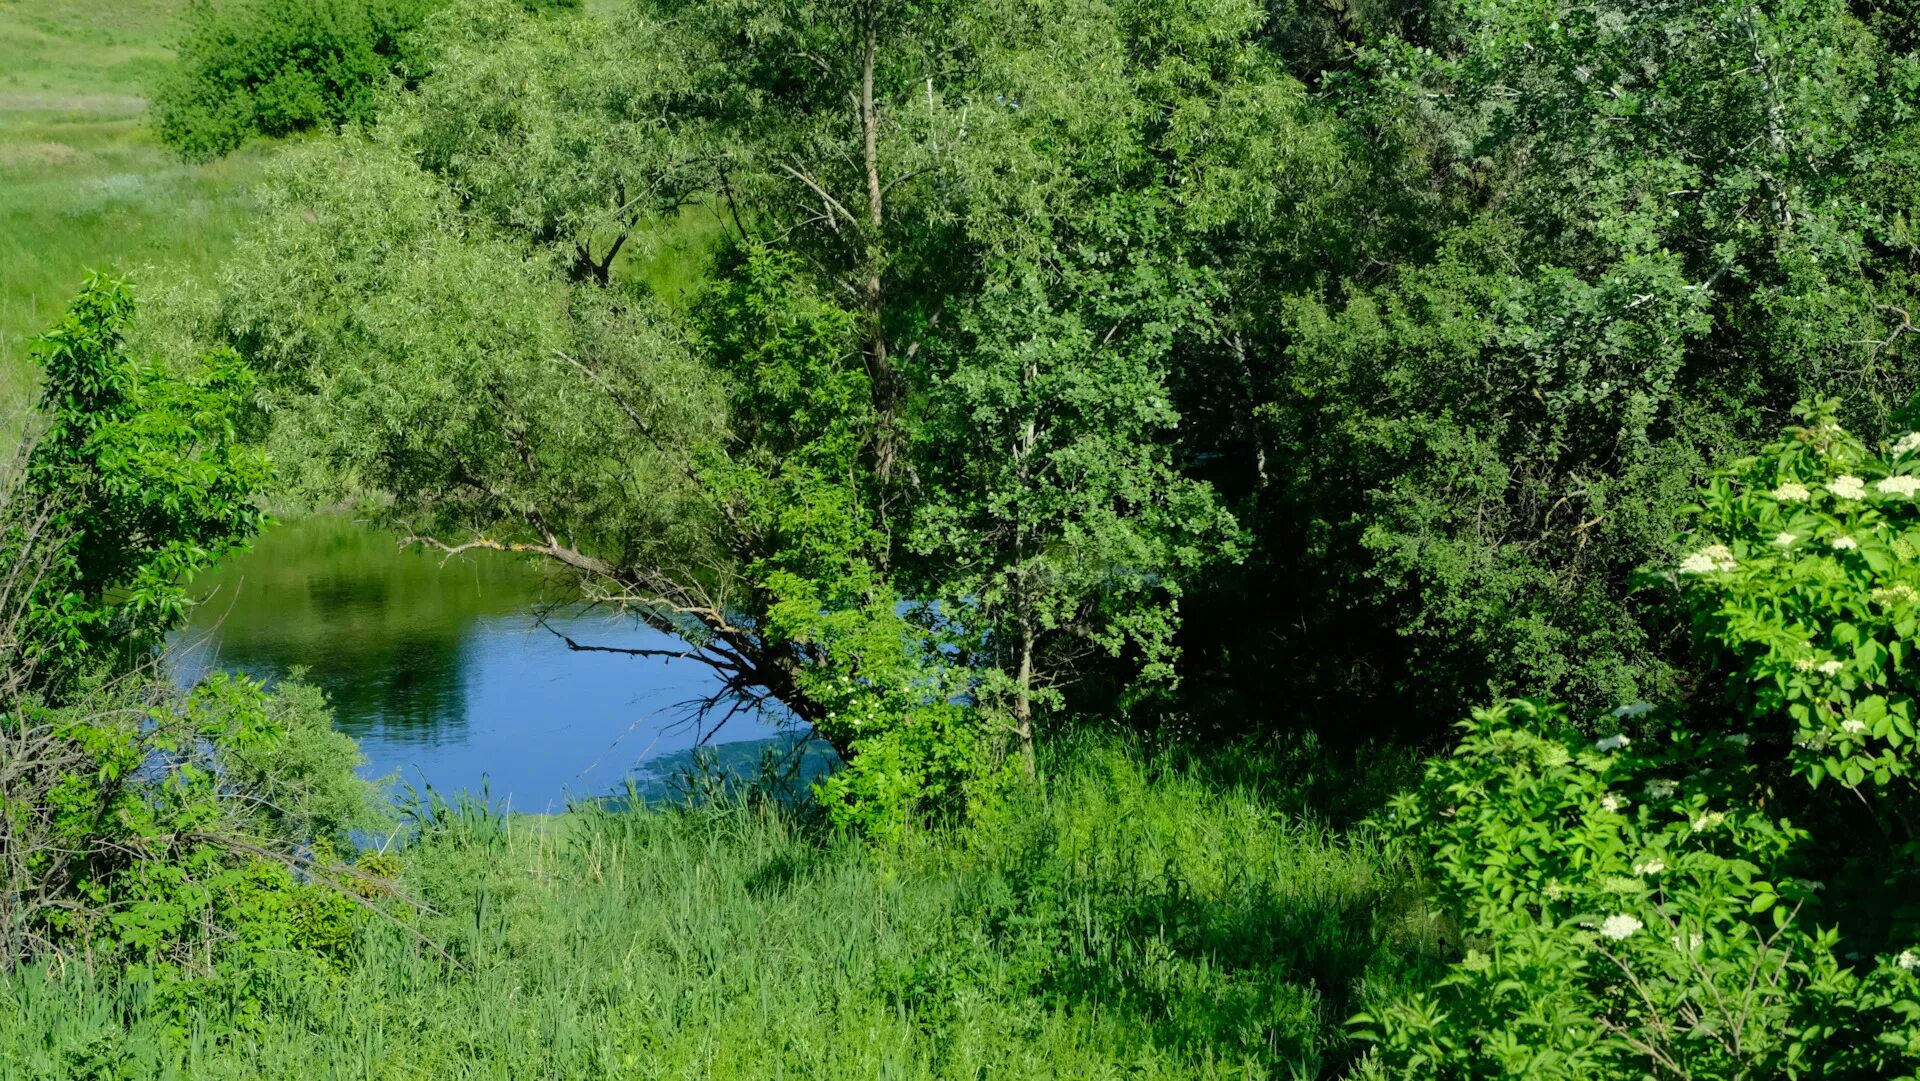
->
[1357,700,1920,1078]
[1358,406,1920,1079]
[1682,403,1920,790]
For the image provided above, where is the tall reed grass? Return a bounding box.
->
[0,736,1440,1080]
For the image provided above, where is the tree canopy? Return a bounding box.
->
[156,0,1920,818]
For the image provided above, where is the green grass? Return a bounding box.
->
[0,737,1441,1080]
[0,0,267,412]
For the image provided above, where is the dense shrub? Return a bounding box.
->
[18,273,268,690]
[151,0,581,160]
[1190,0,1920,735]
[152,0,444,161]
[0,277,388,975]
[1359,410,1920,1079]
[2,674,389,971]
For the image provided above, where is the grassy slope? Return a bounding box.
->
[0,0,265,412]
[0,739,1438,1080]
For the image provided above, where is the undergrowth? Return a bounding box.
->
[0,735,1438,1080]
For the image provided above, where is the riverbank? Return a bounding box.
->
[0,735,1436,1080]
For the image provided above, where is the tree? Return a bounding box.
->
[193,0,1283,809]
[17,273,270,687]
[1196,0,1920,733]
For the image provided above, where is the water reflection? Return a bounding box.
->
[171,516,785,809]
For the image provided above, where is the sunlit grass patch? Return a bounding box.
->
[0,737,1442,1080]
[0,0,263,412]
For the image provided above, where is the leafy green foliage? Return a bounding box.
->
[17,273,268,689]
[1206,0,1920,730]
[151,0,587,161]
[2,666,390,972]
[1,736,1429,1078]
[26,676,381,959]
[151,0,445,160]
[1682,405,1920,790]
[1360,700,1920,1079]
[176,0,1307,831]
[1,277,384,981]
[1361,412,1920,1079]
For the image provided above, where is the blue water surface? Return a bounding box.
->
[170,517,795,810]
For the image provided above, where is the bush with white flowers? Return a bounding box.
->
[1356,403,1920,1080]
[1682,402,1920,790]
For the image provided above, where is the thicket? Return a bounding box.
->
[1349,408,1920,1077]
[155,0,1917,818]
[150,0,580,161]
[0,276,387,983]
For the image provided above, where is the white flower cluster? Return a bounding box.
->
[1893,432,1920,458]
[1872,584,1920,606]
[1831,536,1859,551]
[1691,810,1726,833]
[1772,482,1811,502]
[1878,475,1920,498]
[1830,475,1867,501]
[1594,733,1631,752]
[1772,532,1797,547]
[1819,659,1844,677]
[1632,858,1666,876]
[1611,701,1654,719]
[1898,949,1920,972]
[1645,778,1678,799]
[1599,793,1626,812]
[1679,544,1737,574]
[1672,931,1705,952]
[1599,914,1643,941]
[1842,718,1869,735]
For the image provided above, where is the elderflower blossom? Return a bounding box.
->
[1672,931,1705,952]
[1831,475,1867,501]
[1898,950,1920,972]
[1600,793,1626,812]
[1595,733,1631,752]
[1611,701,1654,719]
[1872,584,1920,606]
[1692,811,1726,833]
[1842,718,1869,735]
[1819,660,1844,677]
[1645,779,1678,799]
[1633,859,1666,876]
[1678,544,1737,575]
[1879,475,1920,498]
[1772,482,1811,502]
[1772,532,1797,547]
[1599,914,1643,941]
[1831,536,1859,551]
[1893,433,1920,458]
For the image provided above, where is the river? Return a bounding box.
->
[169,516,799,810]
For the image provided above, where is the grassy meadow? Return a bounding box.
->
[0,738,1437,1080]
[0,0,265,411]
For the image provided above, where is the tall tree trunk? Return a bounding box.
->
[859,8,899,491]
[1014,614,1036,778]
